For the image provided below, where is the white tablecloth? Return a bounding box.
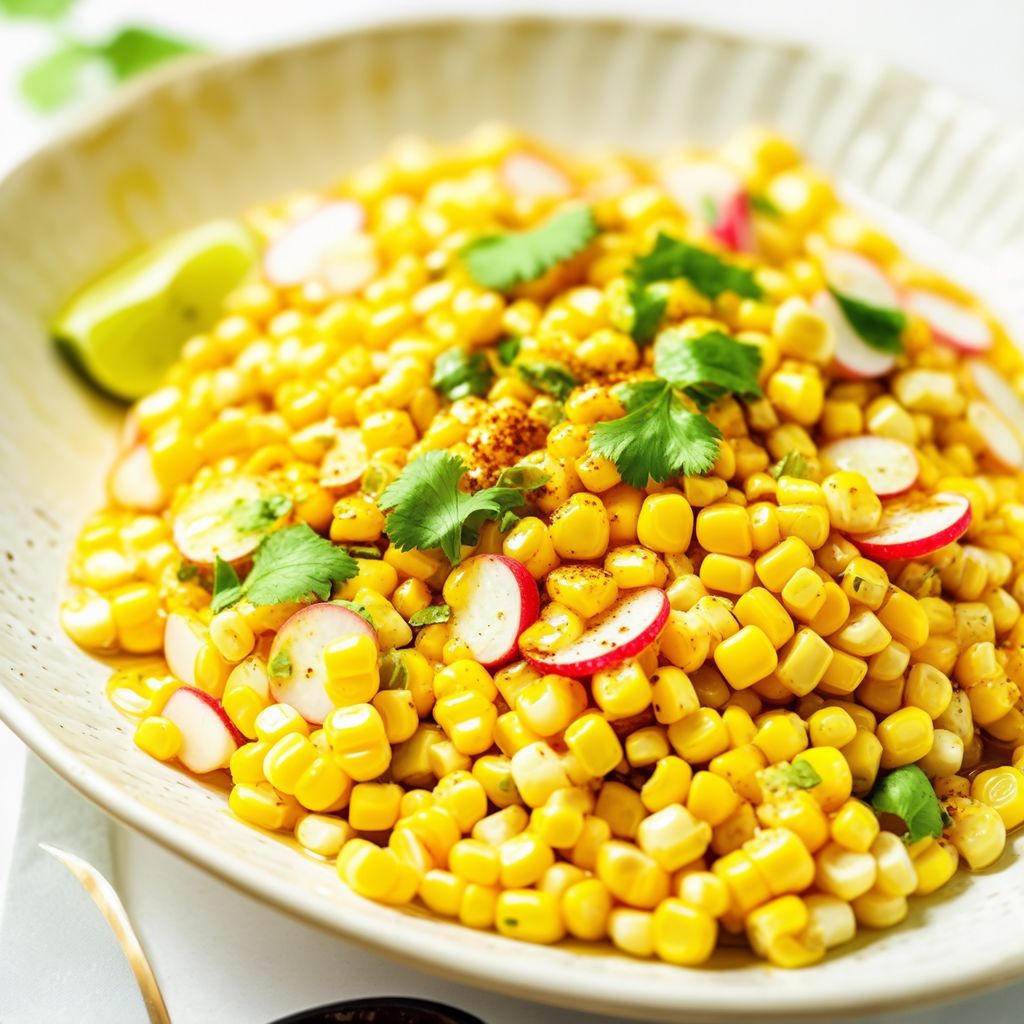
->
[2,2,1024,1021]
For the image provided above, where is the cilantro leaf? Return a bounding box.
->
[226,494,292,533]
[409,604,452,626]
[761,760,823,795]
[495,465,551,490]
[268,650,292,679]
[176,562,199,582]
[632,233,763,300]
[496,336,522,366]
[240,525,357,607]
[431,347,494,401]
[771,450,810,480]
[869,765,951,844]
[654,330,763,410]
[378,650,409,690]
[98,26,201,80]
[831,289,906,355]
[461,206,598,291]
[626,278,669,344]
[515,359,578,401]
[590,382,721,487]
[529,397,565,427]
[19,44,90,112]
[378,451,535,565]
[210,556,243,614]
[344,545,382,560]
[750,193,781,217]
[0,0,75,18]
[332,599,375,628]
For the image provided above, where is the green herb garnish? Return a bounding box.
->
[431,347,495,401]
[869,765,952,844]
[345,545,382,560]
[176,562,199,582]
[378,451,538,566]
[750,193,781,217]
[267,650,292,679]
[332,599,375,628]
[461,206,598,291]
[496,336,522,366]
[226,494,292,533]
[761,760,823,795]
[771,450,810,480]
[654,329,763,411]
[514,359,578,401]
[831,289,906,355]
[409,605,452,627]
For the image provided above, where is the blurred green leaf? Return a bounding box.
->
[19,44,89,111]
[0,0,75,19]
[98,26,202,80]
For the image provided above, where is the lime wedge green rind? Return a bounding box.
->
[52,218,257,401]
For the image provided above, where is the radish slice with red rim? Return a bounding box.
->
[822,249,901,308]
[500,152,573,199]
[906,289,992,354]
[969,360,1024,435]
[847,491,972,561]
[164,612,207,687]
[813,291,896,379]
[109,444,167,512]
[967,400,1024,469]
[267,602,378,724]
[819,436,919,498]
[661,161,752,251]
[162,686,243,774]
[447,554,540,669]
[523,587,669,678]
[263,200,374,294]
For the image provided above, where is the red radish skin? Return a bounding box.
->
[523,587,670,678]
[967,400,1024,469]
[109,444,166,512]
[819,436,919,498]
[263,201,375,295]
[711,190,753,253]
[661,161,752,251]
[162,686,243,774]
[163,612,207,687]
[448,554,540,669]
[268,602,378,724]
[907,289,992,354]
[500,152,573,199]
[813,291,896,380]
[848,492,972,561]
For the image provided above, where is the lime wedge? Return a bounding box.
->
[53,218,257,401]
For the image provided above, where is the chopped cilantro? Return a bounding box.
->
[771,450,810,480]
[210,556,242,614]
[514,359,578,401]
[761,760,823,795]
[176,562,198,582]
[431,347,494,401]
[332,599,375,628]
[378,651,409,691]
[831,289,906,354]
[461,205,598,291]
[267,650,292,679]
[869,765,952,844]
[345,545,382,560]
[494,464,551,490]
[750,193,781,217]
[409,604,452,627]
[226,494,292,533]
[496,336,522,366]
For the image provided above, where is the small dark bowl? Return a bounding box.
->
[269,997,486,1024]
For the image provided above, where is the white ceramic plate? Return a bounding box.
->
[1,16,1023,1022]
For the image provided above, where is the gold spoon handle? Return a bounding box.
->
[39,843,172,1024]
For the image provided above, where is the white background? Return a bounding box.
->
[2,0,1024,1020]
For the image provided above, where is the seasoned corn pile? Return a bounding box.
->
[61,126,1024,968]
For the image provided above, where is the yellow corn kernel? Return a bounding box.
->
[637,492,694,554]
[509,741,570,808]
[592,660,652,719]
[499,832,555,888]
[832,610,892,658]
[971,766,1024,830]
[562,878,612,941]
[659,611,711,672]
[329,494,386,543]
[733,588,794,650]
[699,553,755,595]
[254,703,309,744]
[597,840,670,909]
[516,675,587,737]
[755,537,814,592]
[323,703,391,781]
[575,451,622,492]
[495,889,565,945]
[840,557,889,611]
[876,707,934,769]
[756,790,829,853]
[818,649,867,697]
[695,504,753,557]
[648,898,717,966]
[502,516,560,580]
[434,770,488,832]
[545,565,619,619]
[549,493,610,559]
[830,799,880,853]
[747,501,781,552]
[945,797,1007,870]
[685,770,740,827]
[601,545,667,590]
[338,839,418,905]
[134,715,182,761]
[636,804,713,872]
[608,907,655,958]
[912,837,960,895]
[877,587,930,651]
[229,782,300,832]
[713,625,778,689]
[683,475,730,508]
[295,814,354,858]
[794,746,853,811]
[871,830,917,897]
[371,689,419,745]
[322,633,380,707]
[433,688,497,755]
[640,755,693,813]
[904,663,953,719]
[229,740,270,785]
[668,708,730,763]
[821,471,882,533]
[814,841,877,901]
[432,659,497,701]
[780,567,826,623]
[348,782,403,832]
[61,592,117,649]
[753,713,808,763]
[493,711,541,757]
[449,837,501,886]
[263,732,319,795]
[774,628,834,697]
[841,728,884,796]
[809,707,858,749]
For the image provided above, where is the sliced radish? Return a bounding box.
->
[500,151,573,199]
[822,250,900,308]
[108,444,167,512]
[319,426,369,492]
[819,436,919,498]
[268,602,378,724]
[969,360,1024,435]
[523,587,669,678]
[813,291,896,379]
[967,400,1024,469]
[906,289,992,354]
[162,686,243,774]
[164,611,207,686]
[172,475,287,566]
[447,554,540,669]
[661,161,752,252]
[848,492,972,561]
[263,200,375,295]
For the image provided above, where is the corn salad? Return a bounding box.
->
[60,126,1024,969]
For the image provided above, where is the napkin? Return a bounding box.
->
[0,757,146,1024]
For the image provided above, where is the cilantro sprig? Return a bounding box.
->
[831,289,906,355]
[378,451,540,565]
[625,233,763,343]
[409,604,452,627]
[590,331,762,486]
[869,765,952,844]
[211,525,358,613]
[431,347,494,401]
[771,450,810,481]
[461,206,598,292]
[225,494,292,533]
